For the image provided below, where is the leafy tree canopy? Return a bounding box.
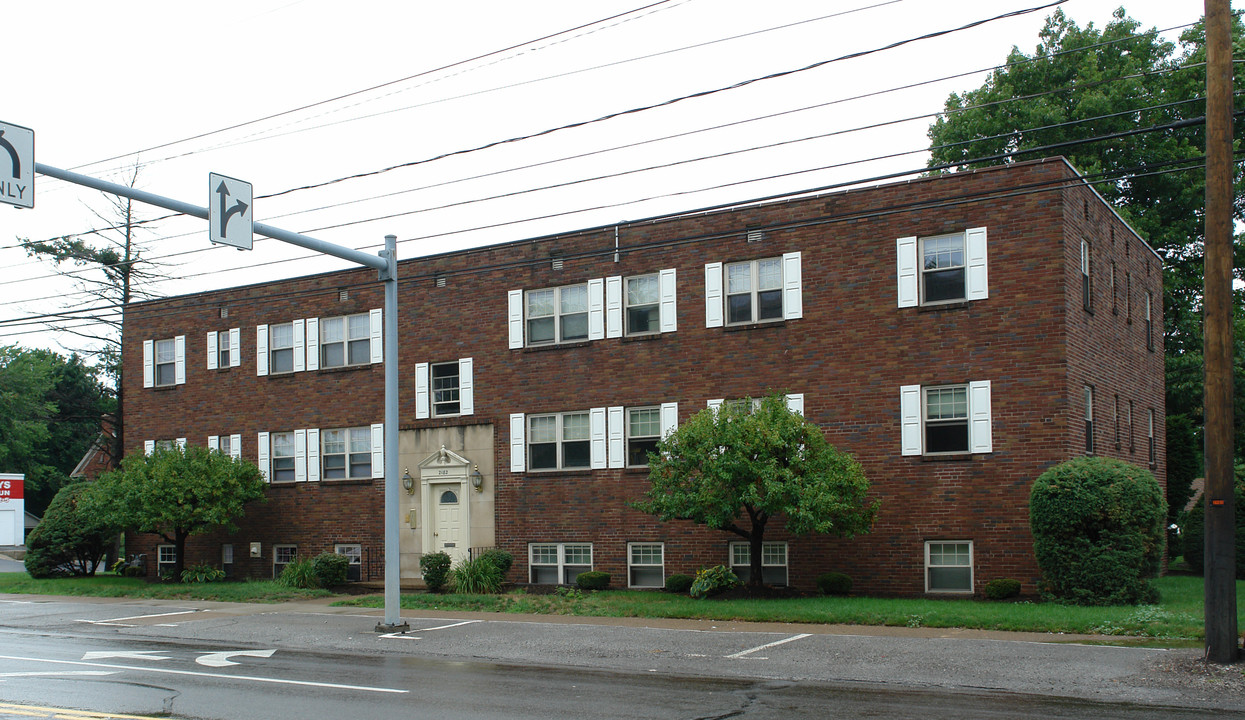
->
[634,394,877,586]
[83,445,267,578]
[24,483,117,578]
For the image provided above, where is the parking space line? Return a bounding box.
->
[77,610,200,626]
[726,633,811,659]
[379,619,479,639]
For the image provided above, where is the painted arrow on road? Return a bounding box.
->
[215,180,249,239]
[81,651,169,662]
[196,649,276,667]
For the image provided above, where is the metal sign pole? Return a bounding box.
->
[34,162,408,632]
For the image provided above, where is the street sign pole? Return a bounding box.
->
[33,161,409,633]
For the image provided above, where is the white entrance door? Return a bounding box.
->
[0,511,14,546]
[432,485,467,564]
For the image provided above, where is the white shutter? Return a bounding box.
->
[370,423,384,478]
[590,407,607,469]
[257,432,270,482]
[208,435,220,451]
[660,402,679,438]
[206,332,218,370]
[144,440,155,456]
[143,340,154,387]
[292,319,306,373]
[969,380,993,453]
[588,278,605,341]
[605,276,623,338]
[307,428,320,482]
[781,252,802,320]
[305,317,319,371]
[510,413,526,472]
[707,398,724,412]
[507,289,524,349]
[174,335,186,385]
[176,437,187,449]
[704,262,723,328]
[659,268,677,332]
[607,406,625,469]
[415,362,430,419]
[965,227,989,301]
[230,434,241,460]
[229,328,240,367]
[897,236,919,308]
[369,308,383,364]
[256,325,269,377]
[294,429,307,482]
[459,357,474,415]
[900,385,922,456]
[786,393,805,416]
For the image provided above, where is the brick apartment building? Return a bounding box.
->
[122,157,1165,595]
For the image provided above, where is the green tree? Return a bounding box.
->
[84,444,267,579]
[23,483,118,578]
[926,8,1245,458]
[0,345,113,516]
[634,395,877,587]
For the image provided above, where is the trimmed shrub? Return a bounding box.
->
[181,563,226,583]
[420,551,452,593]
[664,573,694,594]
[312,552,349,587]
[816,572,852,596]
[277,558,318,589]
[1029,457,1166,605]
[24,483,116,578]
[689,565,739,598]
[1180,465,1245,578]
[982,578,1022,600]
[576,570,611,590]
[477,549,513,578]
[452,556,505,594]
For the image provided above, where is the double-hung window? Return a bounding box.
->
[321,313,371,368]
[1081,240,1093,313]
[1147,409,1156,465]
[269,323,295,374]
[706,253,801,327]
[896,228,987,307]
[1145,293,1153,351]
[900,382,991,456]
[206,329,239,370]
[729,541,788,586]
[322,427,372,479]
[626,407,661,467]
[273,545,297,579]
[270,431,296,482]
[143,336,186,388]
[528,412,590,470]
[207,434,241,459]
[626,274,661,334]
[925,541,973,593]
[526,285,588,345]
[157,545,177,577]
[415,358,474,418]
[1084,386,1094,454]
[628,543,665,588]
[529,542,592,584]
[336,544,363,581]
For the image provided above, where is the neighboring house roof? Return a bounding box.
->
[70,427,116,480]
[24,511,40,530]
[1185,477,1206,514]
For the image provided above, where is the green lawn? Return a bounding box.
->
[0,572,332,603]
[335,575,1244,645]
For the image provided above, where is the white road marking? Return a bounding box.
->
[379,619,479,639]
[196,649,276,667]
[81,651,169,662]
[0,671,117,680]
[0,655,407,694]
[78,609,200,626]
[726,633,812,659]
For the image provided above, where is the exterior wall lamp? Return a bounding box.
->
[471,465,484,493]
[401,468,414,495]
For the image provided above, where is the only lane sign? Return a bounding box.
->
[209,172,253,250]
[0,121,34,209]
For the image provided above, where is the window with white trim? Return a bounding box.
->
[270,322,295,374]
[143,336,186,388]
[430,362,461,415]
[625,274,661,335]
[707,394,805,416]
[626,407,661,467]
[415,358,474,418]
[1084,385,1094,454]
[157,545,177,577]
[529,542,592,584]
[206,329,240,371]
[727,257,782,324]
[527,284,588,345]
[729,541,788,586]
[605,269,676,338]
[528,412,590,470]
[1145,293,1153,351]
[900,382,991,456]
[1147,408,1156,465]
[1081,239,1093,313]
[221,544,234,577]
[896,228,987,307]
[273,544,297,579]
[925,541,973,593]
[628,542,665,588]
[336,543,362,582]
[322,427,372,479]
[271,432,296,482]
[321,313,371,368]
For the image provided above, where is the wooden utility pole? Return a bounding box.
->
[1203,0,1238,665]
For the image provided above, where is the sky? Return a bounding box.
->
[0,0,1209,358]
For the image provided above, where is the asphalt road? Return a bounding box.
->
[0,594,1239,719]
